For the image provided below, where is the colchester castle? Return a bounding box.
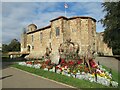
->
[21,16,113,58]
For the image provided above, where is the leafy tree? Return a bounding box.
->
[8,39,20,52]
[2,39,20,52]
[2,44,9,53]
[101,2,120,55]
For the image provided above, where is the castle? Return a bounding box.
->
[21,16,113,58]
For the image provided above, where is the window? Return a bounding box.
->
[49,43,51,48]
[27,45,30,52]
[50,31,52,39]
[40,32,43,43]
[32,35,34,42]
[56,27,60,36]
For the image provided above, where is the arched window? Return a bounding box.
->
[27,45,30,52]
[56,27,60,36]
[32,35,34,42]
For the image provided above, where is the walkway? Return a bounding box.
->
[2,65,75,89]
[95,57,120,72]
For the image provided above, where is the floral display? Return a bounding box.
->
[18,59,118,88]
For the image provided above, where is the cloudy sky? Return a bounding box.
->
[1,1,106,44]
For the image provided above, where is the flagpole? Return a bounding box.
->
[65,6,66,17]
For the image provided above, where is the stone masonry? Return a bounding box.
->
[21,16,113,58]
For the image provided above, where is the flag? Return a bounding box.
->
[64,3,68,8]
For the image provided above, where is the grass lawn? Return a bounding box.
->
[11,64,119,89]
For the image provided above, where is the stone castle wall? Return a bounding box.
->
[21,16,113,58]
[96,33,112,55]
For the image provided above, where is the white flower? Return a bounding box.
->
[33,64,41,69]
[70,73,76,78]
[76,73,80,79]
[111,81,118,87]
[56,69,61,74]
[18,62,26,66]
[66,74,71,77]
[26,64,32,67]
[49,69,53,72]
[44,68,48,71]
[89,78,94,82]
[81,72,85,75]
[52,67,55,72]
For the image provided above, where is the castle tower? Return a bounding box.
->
[21,28,27,52]
[27,24,37,33]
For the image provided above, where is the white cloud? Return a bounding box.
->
[0,2,2,45]
[2,0,104,2]
[2,2,105,44]
[71,2,105,32]
[2,2,67,43]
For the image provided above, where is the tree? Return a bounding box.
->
[2,44,9,53]
[8,39,20,52]
[101,2,120,55]
[2,39,20,52]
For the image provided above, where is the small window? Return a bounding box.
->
[32,35,34,42]
[40,32,43,43]
[49,43,51,48]
[56,27,60,36]
[50,31,52,39]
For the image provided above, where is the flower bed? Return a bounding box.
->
[17,60,118,88]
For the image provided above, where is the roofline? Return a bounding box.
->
[27,16,96,34]
[69,16,96,22]
[27,25,51,34]
[50,16,96,22]
[50,16,68,22]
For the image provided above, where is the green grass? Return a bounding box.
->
[11,64,119,89]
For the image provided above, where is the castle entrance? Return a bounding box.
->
[27,45,31,52]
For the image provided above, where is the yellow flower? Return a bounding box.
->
[100,73,105,77]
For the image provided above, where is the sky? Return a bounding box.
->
[1,1,107,44]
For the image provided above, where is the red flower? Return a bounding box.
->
[60,59,65,64]
[26,61,32,65]
[89,59,98,68]
[45,59,51,65]
[68,60,74,65]
[77,60,82,64]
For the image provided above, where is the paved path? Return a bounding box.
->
[2,67,75,88]
[95,57,120,72]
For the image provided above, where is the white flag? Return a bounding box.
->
[64,3,68,8]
